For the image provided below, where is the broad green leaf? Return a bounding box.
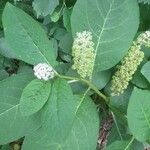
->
[2,3,57,66]
[0,71,41,144]
[71,0,139,72]
[106,141,132,150]
[0,38,16,59]
[127,88,150,142]
[32,0,59,17]
[20,79,51,116]
[141,61,150,83]
[22,79,99,150]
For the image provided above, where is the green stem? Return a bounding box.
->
[57,74,108,103]
[124,137,134,150]
[111,112,123,140]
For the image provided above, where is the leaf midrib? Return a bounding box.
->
[0,104,19,117]
[86,0,115,74]
[8,5,50,65]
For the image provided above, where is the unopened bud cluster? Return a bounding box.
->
[72,31,95,79]
[111,31,150,96]
[33,63,55,81]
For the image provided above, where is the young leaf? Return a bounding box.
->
[127,88,150,142]
[141,61,150,83]
[2,3,57,66]
[32,0,59,17]
[20,79,51,116]
[0,71,41,144]
[22,79,99,150]
[71,0,139,72]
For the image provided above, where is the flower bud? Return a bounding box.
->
[33,63,55,81]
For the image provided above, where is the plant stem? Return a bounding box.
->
[111,112,123,140]
[124,136,134,150]
[57,74,108,103]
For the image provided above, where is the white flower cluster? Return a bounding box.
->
[137,31,150,47]
[33,63,55,81]
[72,31,95,79]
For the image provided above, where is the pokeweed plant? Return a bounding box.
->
[0,0,150,150]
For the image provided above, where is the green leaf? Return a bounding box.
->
[20,79,51,116]
[0,0,7,28]
[132,140,144,150]
[109,85,134,114]
[107,122,130,145]
[63,7,72,32]
[0,71,41,144]
[71,0,139,72]
[22,79,99,150]
[127,88,150,142]
[141,61,150,83]
[92,70,111,90]
[59,32,73,54]
[0,69,9,81]
[32,0,59,17]
[132,65,149,88]
[106,141,132,150]
[2,3,57,66]
[0,38,16,59]
[1,144,10,150]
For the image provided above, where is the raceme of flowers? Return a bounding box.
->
[110,31,150,96]
[72,31,95,79]
[33,63,55,81]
